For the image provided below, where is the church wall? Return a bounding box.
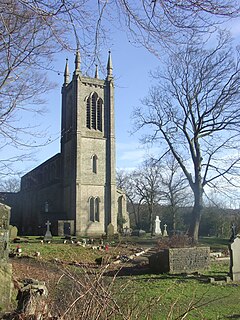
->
[76,185,105,235]
[80,136,106,185]
[17,182,63,235]
[16,154,64,235]
[10,53,128,237]
[74,78,108,235]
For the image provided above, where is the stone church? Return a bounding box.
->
[10,51,129,236]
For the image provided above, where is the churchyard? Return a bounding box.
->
[1,234,240,320]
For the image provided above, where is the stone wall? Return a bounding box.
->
[149,246,210,274]
[0,203,12,313]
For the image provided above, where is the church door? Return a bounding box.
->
[64,222,71,236]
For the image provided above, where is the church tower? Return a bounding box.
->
[61,51,117,236]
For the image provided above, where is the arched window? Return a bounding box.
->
[89,197,94,222]
[86,97,91,129]
[92,155,97,174]
[89,197,100,222]
[95,198,100,222]
[86,93,102,131]
[118,196,123,216]
[91,93,97,129]
[97,99,103,131]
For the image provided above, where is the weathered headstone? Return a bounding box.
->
[163,224,168,237]
[154,216,162,236]
[230,223,237,242]
[15,279,49,319]
[229,235,240,281]
[44,220,52,241]
[107,223,114,240]
[149,247,210,274]
[131,229,146,237]
[9,225,18,240]
[0,203,12,312]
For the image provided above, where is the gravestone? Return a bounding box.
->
[230,223,237,242]
[0,203,12,312]
[163,224,168,237]
[9,225,18,240]
[44,220,52,241]
[107,223,114,240]
[154,216,162,236]
[14,279,49,319]
[149,247,210,274]
[131,229,146,237]
[229,235,240,281]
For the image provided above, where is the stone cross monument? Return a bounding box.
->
[154,216,162,236]
[163,224,168,237]
[44,220,52,241]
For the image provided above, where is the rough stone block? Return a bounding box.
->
[229,237,240,281]
[9,225,18,240]
[149,247,210,274]
[0,263,12,312]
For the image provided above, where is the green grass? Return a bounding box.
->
[10,238,103,263]
[199,237,230,250]
[115,271,240,319]
[10,236,240,319]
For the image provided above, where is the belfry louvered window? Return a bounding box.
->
[97,100,102,131]
[86,92,103,131]
[86,97,91,129]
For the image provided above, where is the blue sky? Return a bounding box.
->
[20,29,160,174]
[10,17,240,176]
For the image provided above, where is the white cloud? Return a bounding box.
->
[116,141,160,170]
[224,19,240,37]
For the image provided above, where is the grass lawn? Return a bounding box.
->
[199,237,230,251]
[9,236,240,320]
[114,261,240,320]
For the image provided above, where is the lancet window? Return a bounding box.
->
[92,154,98,174]
[86,93,103,131]
[89,197,100,222]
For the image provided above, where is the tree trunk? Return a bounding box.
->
[188,186,203,242]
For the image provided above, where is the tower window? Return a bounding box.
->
[92,155,98,174]
[86,97,91,129]
[91,93,97,129]
[97,100,102,131]
[95,198,99,222]
[86,92,103,131]
[89,197,100,222]
[90,197,94,221]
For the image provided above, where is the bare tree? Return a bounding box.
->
[117,162,163,231]
[159,155,192,231]
[131,159,163,233]
[1,0,239,181]
[1,1,239,178]
[112,0,240,53]
[0,0,110,178]
[0,177,20,192]
[116,169,144,229]
[134,31,240,241]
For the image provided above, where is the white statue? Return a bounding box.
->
[163,224,168,237]
[155,216,162,235]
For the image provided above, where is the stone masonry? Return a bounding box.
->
[9,51,129,237]
[149,247,210,274]
[0,203,12,313]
